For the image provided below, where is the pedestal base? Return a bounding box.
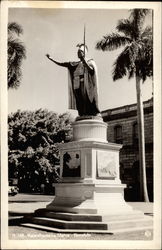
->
[46,182,133,215]
[23,182,153,233]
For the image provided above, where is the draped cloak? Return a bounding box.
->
[67,59,100,116]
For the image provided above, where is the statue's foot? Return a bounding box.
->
[75,113,103,121]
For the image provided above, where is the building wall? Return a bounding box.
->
[102,98,153,201]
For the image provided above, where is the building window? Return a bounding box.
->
[133,122,138,143]
[114,125,122,143]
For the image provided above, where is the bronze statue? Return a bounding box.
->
[46,44,100,117]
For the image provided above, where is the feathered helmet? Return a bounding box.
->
[76,43,88,55]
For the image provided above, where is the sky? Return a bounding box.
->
[8,7,153,116]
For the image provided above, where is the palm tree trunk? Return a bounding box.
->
[136,75,149,202]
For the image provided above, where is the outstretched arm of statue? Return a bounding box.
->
[46,54,69,67]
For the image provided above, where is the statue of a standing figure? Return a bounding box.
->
[46,44,100,117]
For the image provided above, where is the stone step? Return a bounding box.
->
[21,223,113,234]
[35,209,144,222]
[24,214,153,231]
[35,209,102,221]
[25,216,108,230]
[21,223,153,235]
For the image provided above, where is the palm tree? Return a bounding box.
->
[8,22,26,89]
[96,9,153,202]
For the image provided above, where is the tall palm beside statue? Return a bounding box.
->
[8,22,26,89]
[96,9,153,202]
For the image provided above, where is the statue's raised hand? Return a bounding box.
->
[46,54,50,59]
[46,54,62,67]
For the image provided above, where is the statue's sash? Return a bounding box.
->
[67,59,99,110]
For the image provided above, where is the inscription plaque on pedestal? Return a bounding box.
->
[62,151,81,177]
[97,150,117,178]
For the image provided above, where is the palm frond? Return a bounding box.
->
[95,8,152,83]
[141,26,153,40]
[136,57,153,82]
[135,40,153,81]
[8,39,26,62]
[116,19,135,38]
[8,38,26,89]
[8,67,22,89]
[96,33,132,51]
[129,9,150,37]
[129,9,150,24]
[8,22,23,36]
[112,44,137,81]
[128,68,135,80]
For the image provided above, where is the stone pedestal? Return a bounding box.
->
[46,118,133,215]
[72,118,107,142]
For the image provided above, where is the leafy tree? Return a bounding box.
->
[96,9,153,201]
[8,109,73,193]
[8,22,26,89]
